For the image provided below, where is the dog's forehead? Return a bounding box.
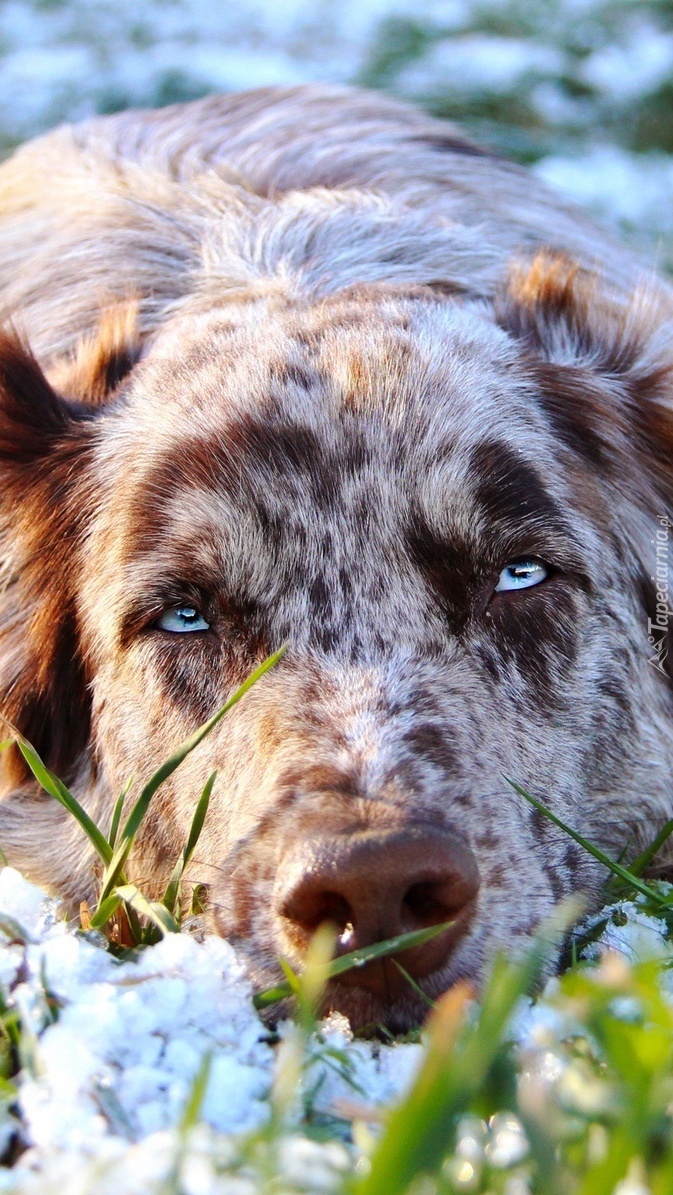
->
[82,295,604,645]
[127,297,554,477]
[90,295,597,592]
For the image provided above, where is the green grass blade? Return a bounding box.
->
[279,956,302,995]
[99,649,285,905]
[98,838,134,906]
[392,960,436,1008]
[355,923,558,1195]
[182,772,216,864]
[352,988,479,1195]
[253,981,300,1010]
[328,922,453,978]
[14,734,138,935]
[120,648,285,846]
[108,778,133,850]
[0,914,33,944]
[179,1052,212,1133]
[115,884,180,937]
[253,921,453,1009]
[505,777,669,908]
[162,771,216,917]
[629,818,673,878]
[0,741,12,753]
[88,893,123,930]
[17,740,112,865]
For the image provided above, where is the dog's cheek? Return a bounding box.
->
[472,583,583,698]
[86,633,265,810]
[87,645,204,786]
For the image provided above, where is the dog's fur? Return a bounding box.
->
[0,85,671,1029]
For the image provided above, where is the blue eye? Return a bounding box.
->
[156,605,210,633]
[495,560,549,593]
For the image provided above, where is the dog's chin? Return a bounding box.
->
[230,930,475,1035]
[320,979,433,1035]
[254,980,432,1035]
[250,957,462,1035]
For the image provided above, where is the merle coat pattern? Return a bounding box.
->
[0,85,671,1030]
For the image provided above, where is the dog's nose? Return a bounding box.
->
[274,826,479,999]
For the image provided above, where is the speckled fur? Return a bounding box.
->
[0,86,671,1029]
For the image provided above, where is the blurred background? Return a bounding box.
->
[1,0,672,268]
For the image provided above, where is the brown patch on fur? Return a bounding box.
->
[529,361,614,468]
[406,516,477,627]
[470,440,568,537]
[628,364,673,512]
[47,301,142,404]
[497,252,638,372]
[0,330,74,452]
[416,133,497,158]
[506,253,582,320]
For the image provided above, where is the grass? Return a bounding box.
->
[5,648,287,948]
[2,659,673,1191]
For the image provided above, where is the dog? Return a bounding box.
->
[0,85,670,1031]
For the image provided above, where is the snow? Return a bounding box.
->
[13,919,274,1146]
[534,147,673,256]
[0,868,670,1192]
[397,35,564,97]
[0,870,423,1192]
[581,901,673,965]
[580,22,673,101]
[0,868,58,942]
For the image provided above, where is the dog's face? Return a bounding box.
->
[1,260,672,1031]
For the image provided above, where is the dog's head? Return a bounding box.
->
[1,256,672,1030]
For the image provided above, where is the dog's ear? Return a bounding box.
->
[495,252,673,505]
[0,329,101,785]
[46,300,142,405]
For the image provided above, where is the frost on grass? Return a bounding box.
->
[0,870,671,1192]
[0,869,423,1194]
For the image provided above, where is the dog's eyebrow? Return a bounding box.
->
[469,439,567,532]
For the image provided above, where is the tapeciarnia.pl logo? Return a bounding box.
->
[648,514,671,674]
